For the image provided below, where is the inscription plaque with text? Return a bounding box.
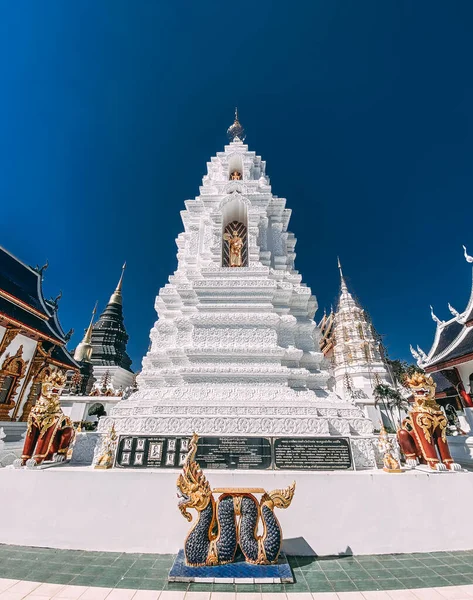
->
[274,437,353,470]
[115,435,353,471]
[196,436,272,470]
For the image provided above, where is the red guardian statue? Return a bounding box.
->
[14,369,75,468]
[397,372,461,471]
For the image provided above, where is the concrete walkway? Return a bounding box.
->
[2,578,473,599]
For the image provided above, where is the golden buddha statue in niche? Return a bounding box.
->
[223,230,243,267]
[230,170,242,180]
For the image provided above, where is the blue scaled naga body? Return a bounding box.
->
[176,434,296,566]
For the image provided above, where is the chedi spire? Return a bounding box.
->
[108,262,126,306]
[89,263,132,372]
[227,107,246,142]
[73,302,97,363]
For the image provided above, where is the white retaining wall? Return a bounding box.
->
[0,467,472,556]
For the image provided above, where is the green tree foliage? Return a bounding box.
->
[386,358,423,386]
[88,402,106,418]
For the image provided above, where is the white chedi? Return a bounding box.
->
[101,135,375,466]
[331,262,394,428]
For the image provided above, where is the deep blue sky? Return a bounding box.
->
[1,1,472,369]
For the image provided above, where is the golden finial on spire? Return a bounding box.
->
[109,262,126,305]
[83,301,97,344]
[73,301,97,362]
[227,107,245,142]
[116,262,126,293]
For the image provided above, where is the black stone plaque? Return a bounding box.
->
[116,435,191,468]
[196,436,272,470]
[273,437,353,471]
[115,435,353,471]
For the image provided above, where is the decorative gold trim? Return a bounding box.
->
[213,487,266,494]
[0,289,48,319]
[0,345,29,420]
[0,327,20,357]
[12,342,45,421]
[0,313,62,345]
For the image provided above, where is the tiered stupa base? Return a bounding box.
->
[99,385,379,469]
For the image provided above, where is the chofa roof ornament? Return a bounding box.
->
[463,244,473,263]
[430,305,443,325]
[448,303,460,318]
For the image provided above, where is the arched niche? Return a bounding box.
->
[227,154,243,181]
[221,196,248,267]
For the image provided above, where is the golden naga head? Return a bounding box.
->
[41,369,67,400]
[262,481,296,510]
[176,433,212,522]
[405,372,436,404]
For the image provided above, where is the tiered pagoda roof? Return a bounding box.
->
[0,246,78,370]
[88,264,132,372]
[414,247,473,371]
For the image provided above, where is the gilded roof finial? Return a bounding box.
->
[227,108,246,142]
[109,262,126,305]
[83,301,98,343]
[73,301,97,362]
[117,262,126,293]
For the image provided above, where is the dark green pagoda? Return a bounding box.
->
[90,263,132,372]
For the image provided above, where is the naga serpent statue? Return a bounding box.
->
[14,369,75,468]
[176,434,295,566]
[397,372,461,471]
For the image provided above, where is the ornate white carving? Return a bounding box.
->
[350,437,377,469]
[70,432,100,466]
[109,139,375,466]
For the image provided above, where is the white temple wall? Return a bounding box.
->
[1,468,473,556]
[61,395,121,423]
[92,365,134,391]
[0,332,36,365]
[456,361,473,393]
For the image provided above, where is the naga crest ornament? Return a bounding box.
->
[176,434,295,566]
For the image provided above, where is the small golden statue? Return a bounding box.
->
[378,426,402,473]
[230,170,242,180]
[223,230,244,267]
[94,423,118,469]
[177,434,295,566]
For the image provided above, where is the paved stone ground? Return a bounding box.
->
[2,578,473,599]
[1,545,473,598]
